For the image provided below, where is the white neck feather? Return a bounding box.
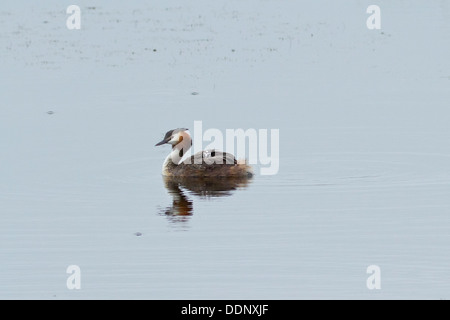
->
[161,132,192,175]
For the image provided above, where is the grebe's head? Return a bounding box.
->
[155,128,190,148]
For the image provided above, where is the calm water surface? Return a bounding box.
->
[1,1,450,299]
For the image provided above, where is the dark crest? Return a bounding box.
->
[163,129,175,140]
[155,128,189,147]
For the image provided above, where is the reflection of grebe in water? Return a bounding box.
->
[159,179,193,223]
[160,175,252,222]
[155,128,253,178]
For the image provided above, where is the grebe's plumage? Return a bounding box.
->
[155,128,253,178]
[164,149,251,177]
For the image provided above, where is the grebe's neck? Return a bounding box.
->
[162,152,175,176]
[162,132,192,175]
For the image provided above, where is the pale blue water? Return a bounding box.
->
[1,0,450,299]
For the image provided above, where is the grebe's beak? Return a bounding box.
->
[155,137,170,146]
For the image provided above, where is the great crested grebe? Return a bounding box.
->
[155,128,253,178]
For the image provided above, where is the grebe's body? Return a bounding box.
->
[155,128,253,178]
